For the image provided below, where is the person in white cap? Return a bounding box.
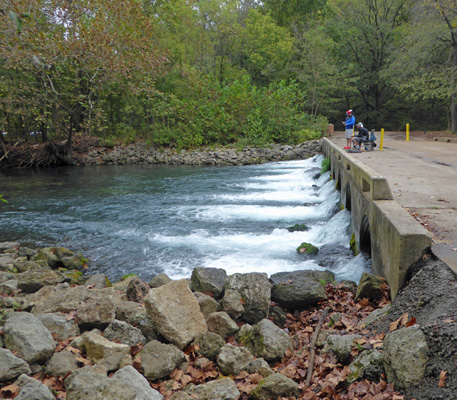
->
[352,122,369,149]
[342,110,355,148]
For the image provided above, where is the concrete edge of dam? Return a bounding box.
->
[322,138,432,298]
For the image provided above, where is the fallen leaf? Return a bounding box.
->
[0,383,20,398]
[443,318,454,323]
[439,370,447,387]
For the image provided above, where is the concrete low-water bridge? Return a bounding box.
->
[323,132,457,298]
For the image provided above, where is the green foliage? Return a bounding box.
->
[321,157,330,174]
[0,195,7,203]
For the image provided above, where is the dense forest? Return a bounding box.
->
[1,0,456,151]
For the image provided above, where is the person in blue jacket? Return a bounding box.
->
[342,109,355,148]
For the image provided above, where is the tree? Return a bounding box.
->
[387,0,457,132]
[0,0,167,163]
[328,0,410,127]
[238,9,293,85]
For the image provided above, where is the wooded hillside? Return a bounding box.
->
[1,0,456,150]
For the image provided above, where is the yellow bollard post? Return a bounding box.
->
[406,123,410,141]
[380,129,384,150]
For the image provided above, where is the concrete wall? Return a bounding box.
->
[322,138,432,298]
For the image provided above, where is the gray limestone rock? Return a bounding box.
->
[112,366,164,400]
[246,358,274,377]
[220,289,244,320]
[359,304,391,328]
[144,279,207,349]
[348,350,384,383]
[115,301,160,342]
[355,272,385,301]
[14,374,55,400]
[104,319,146,346]
[224,273,271,324]
[324,334,362,363]
[4,312,56,364]
[191,267,227,299]
[45,350,80,377]
[251,373,299,400]
[206,311,239,338]
[240,318,292,361]
[75,295,116,329]
[194,292,220,318]
[37,312,80,341]
[192,378,240,400]
[193,332,226,360]
[217,344,254,376]
[270,270,334,309]
[83,331,131,371]
[139,340,186,380]
[65,366,136,400]
[126,277,150,303]
[0,348,32,382]
[382,325,429,390]
[17,269,68,293]
[14,260,49,273]
[149,273,172,288]
[83,274,109,289]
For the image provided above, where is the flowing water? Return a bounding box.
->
[0,155,371,282]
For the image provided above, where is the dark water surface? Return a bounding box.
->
[0,156,370,282]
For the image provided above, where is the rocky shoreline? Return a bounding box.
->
[2,242,455,399]
[84,141,323,166]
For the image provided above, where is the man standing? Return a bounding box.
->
[342,110,355,148]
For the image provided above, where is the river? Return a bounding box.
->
[0,155,370,283]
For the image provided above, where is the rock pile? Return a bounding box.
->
[0,242,444,399]
[85,141,322,166]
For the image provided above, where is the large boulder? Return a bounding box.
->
[14,374,55,400]
[14,259,49,273]
[16,269,67,293]
[4,312,56,364]
[0,348,31,382]
[239,319,292,361]
[206,312,239,339]
[75,295,117,329]
[37,312,80,341]
[191,267,227,299]
[139,340,185,380]
[191,378,240,400]
[382,325,429,390]
[251,373,299,400]
[104,320,146,347]
[112,366,164,400]
[224,273,271,324]
[84,331,131,371]
[144,279,207,349]
[217,344,254,376]
[270,270,334,309]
